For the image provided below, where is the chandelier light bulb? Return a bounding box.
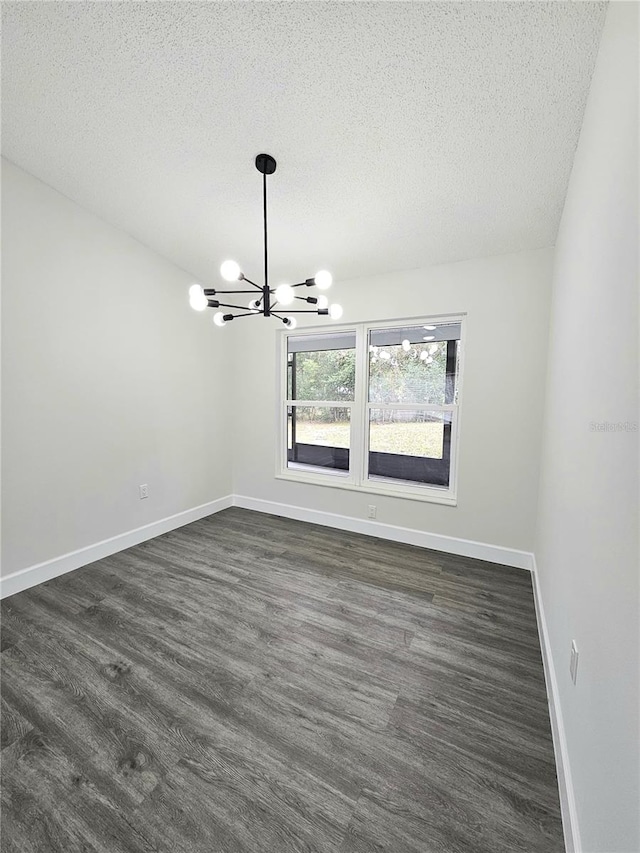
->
[420,350,429,360]
[189,291,208,311]
[315,270,332,290]
[316,295,329,310]
[248,299,261,312]
[328,303,343,320]
[423,335,435,341]
[220,260,242,282]
[283,316,297,329]
[401,339,411,352]
[424,325,436,331]
[275,284,294,305]
[213,312,227,327]
[189,283,204,298]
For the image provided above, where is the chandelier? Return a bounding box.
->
[188,153,342,330]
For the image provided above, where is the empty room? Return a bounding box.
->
[1,2,638,852]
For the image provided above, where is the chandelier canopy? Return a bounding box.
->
[188,153,342,330]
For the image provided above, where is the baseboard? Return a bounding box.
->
[0,495,233,599]
[232,495,534,570]
[1,493,532,599]
[530,555,580,853]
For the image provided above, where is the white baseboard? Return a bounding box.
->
[530,555,580,853]
[232,495,534,570]
[0,495,233,599]
[2,493,534,600]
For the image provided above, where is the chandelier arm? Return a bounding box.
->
[216,302,257,311]
[215,289,264,295]
[228,311,261,320]
[242,277,263,291]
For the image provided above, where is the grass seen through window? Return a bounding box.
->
[295,419,444,459]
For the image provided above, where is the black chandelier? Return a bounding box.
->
[188,153,342,330]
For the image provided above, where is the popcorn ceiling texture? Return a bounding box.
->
[2,2,607,286]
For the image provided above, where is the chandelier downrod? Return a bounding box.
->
[188,153,342,329]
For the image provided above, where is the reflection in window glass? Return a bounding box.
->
[369,341,447,405]
[369,325,460,405]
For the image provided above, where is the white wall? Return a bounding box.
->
[535,3,639,852]
[232,248,553,554]
[1,159,232,577]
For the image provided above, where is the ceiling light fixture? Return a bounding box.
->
[189,153,341,329]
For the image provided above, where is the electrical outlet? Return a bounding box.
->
[569,640,579,684]
[367,505,377,519]
[139,484,149,500]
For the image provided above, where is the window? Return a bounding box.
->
[280,317,464,504]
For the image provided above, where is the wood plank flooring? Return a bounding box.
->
[0,507,564,852]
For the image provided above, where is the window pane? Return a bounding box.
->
[369,324,459,405]
[288,406,350,472]
[294,350,356,401]
[369,410,445,459]
[288,333,356,402]
[368,410,452,486]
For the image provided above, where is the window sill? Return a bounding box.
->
[275,470,458,506]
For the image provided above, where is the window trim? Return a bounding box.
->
[276,313,466,506]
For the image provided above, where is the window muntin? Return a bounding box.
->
[282,319,463,502]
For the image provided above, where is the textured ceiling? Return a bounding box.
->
[2,2,606,287]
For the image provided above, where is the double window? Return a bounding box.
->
[279,316,464,504]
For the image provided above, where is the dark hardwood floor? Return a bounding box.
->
[0,507,564,852]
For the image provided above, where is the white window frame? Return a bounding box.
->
[276,314,466,506]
